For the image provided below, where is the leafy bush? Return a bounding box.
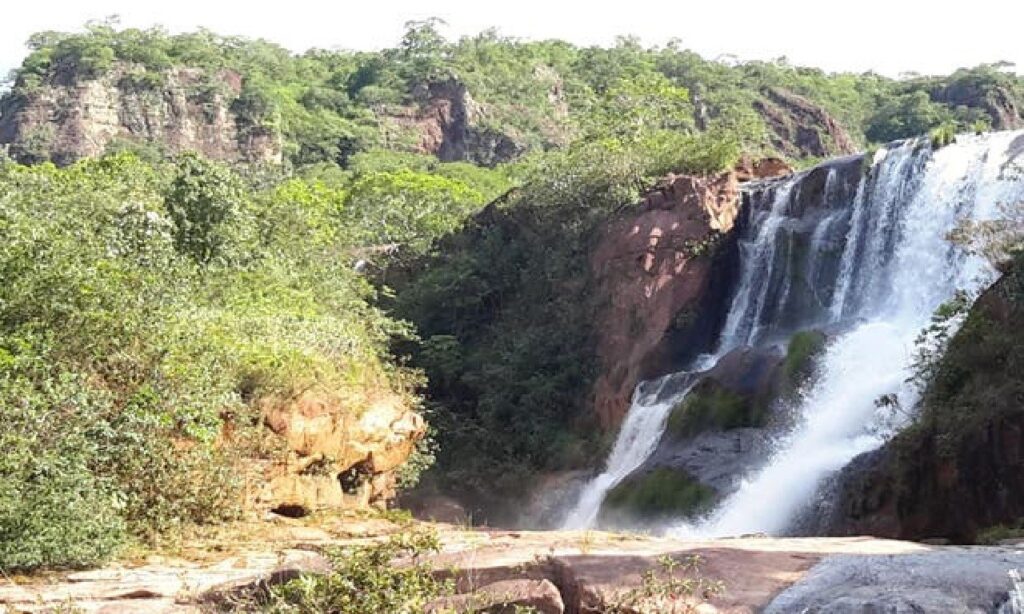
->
[602,468,717,524]
[606,554,724,614]
[263,531,452,613]
[0,153,429,570]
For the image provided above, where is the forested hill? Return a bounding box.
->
[2,20,1024,568]
[2,19,1022,168]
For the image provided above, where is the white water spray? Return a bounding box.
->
[674,131,1024,537]
[563,130,1024,534]
[561,373,695,529]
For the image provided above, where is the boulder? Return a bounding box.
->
[764,548,1024,613]
[260,390,426,515]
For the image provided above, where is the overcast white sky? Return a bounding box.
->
[2,0,1023,80]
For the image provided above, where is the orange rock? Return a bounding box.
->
[260,390,426,515]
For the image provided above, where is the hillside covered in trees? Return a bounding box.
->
[1,19,1023,570]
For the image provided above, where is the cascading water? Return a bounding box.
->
[563,129,1024,534]
[561,371,697,529]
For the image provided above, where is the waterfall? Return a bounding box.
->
[561,371,697,529]
[1006,569,1024,614]
[563,130,1024,533]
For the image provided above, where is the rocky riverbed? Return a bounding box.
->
[2,516,1021,613]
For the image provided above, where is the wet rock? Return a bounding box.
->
[764,547,1024,613]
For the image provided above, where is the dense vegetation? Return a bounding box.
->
[1,19,1023,566]
[0,149,515,570]
[6,19,1023,169]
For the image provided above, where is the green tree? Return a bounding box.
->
[164,153,245,264]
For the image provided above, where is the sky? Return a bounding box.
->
[2,0,1024,81]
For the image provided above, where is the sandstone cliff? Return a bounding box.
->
[0,63,282,165]
[258,389,426,516]
[589,160,794,428]
[382,80,528,167]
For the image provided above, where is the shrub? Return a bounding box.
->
[602,468,717,524]
[263,531,452,613]
[666,381,764,439]
[0,153,426,569]
[929,122,957,149]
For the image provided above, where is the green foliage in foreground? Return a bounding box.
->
[602,468,718,525]
[262,531,452,613]
[0,150,511,570]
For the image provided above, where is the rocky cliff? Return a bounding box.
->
[589,159,794,428]
[930,81,1024,130]
[259,389,426,516]
[754,87,858,158]
[0,63,282,165]
[815,262,1024,543]
[383,80,529,167]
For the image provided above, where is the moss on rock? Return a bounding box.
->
[782,330,827,392]
[601,467,717,524]
[666,379,767,439]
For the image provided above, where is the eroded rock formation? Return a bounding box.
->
[0,63,282,165]
[383,80,527,167]
[754,87,858,158]
[588,158,797,429]
[259,389,426,516]
[589,172,742,428]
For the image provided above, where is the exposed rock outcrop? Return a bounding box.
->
[733,155,794,182]
[754,87,858,159]
[6,526,1020,614]
[383,80,527,167]
[590,172,742,428]
[0,63,281,165]
[598,333,830,528]
[930,81,1023,130]
[259,390,426,516]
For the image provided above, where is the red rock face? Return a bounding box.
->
[590,173,740,427]
[754,87,858,159]
[382,80,525,166]
[0,64,282,165]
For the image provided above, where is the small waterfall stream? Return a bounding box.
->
[563,130,1024,533]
